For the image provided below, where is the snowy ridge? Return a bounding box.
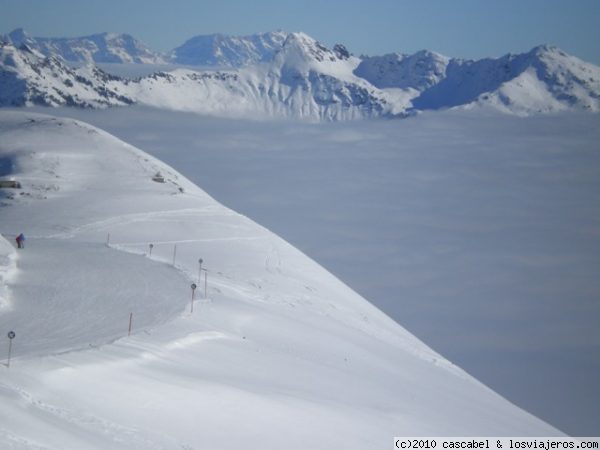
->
[2,28,165,64]
[355,50,450,91]
[411,45,600,114]
[1,31,599,119]
[170,30,288,67]
[0,41,133,107]
[0,110,560,447]
[235,32,393,120]
[0,233,17,311]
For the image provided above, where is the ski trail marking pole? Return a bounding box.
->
[191,283,197,313]
[128,313,133,336]
[149,243,154,257]
[198,258,203,285]
[172,244,177,266]
[6,331,15,368]
[106,233,111,247]
[204,270,208,298]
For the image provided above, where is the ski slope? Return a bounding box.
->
[0,111,560,449]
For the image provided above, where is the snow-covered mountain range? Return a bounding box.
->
[1,28,166,64]
[0,33,394,119]
[1,28,289,67]
[1,29,599,119]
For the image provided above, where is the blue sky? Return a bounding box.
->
[2,0,600,63]
[0,0,600,64]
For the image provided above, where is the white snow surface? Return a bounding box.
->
[0,234,17,312]
[0,111,559,448]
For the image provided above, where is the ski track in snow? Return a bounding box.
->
[0,237,191,360]
[41,207,239,239]
[0,379,195,450]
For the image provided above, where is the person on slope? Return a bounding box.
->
[15,233,25,249]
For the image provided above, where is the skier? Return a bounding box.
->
[15,233,25,249]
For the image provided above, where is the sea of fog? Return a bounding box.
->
[30,106,600,435]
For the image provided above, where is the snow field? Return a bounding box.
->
[0,234,18,312]
[0,237,190,358]
[0,111,560,449]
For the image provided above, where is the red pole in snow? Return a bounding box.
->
[128,312,133,336]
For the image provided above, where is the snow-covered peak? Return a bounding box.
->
[1,41,36,68]
[411,49,450,68]
[271,32,361,81]
[275,32,339,68]
[411,44,600,114]
[333,43,351,60]
[500,45,600,113]
[6,27,33,45]
[355,49,449,90]
[1,28,165,64]
[2,29,47,59]
[523,43,598,76]
[170,30,289,67]
[528,44,562,58]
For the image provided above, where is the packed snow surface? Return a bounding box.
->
[0,111,559,448]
